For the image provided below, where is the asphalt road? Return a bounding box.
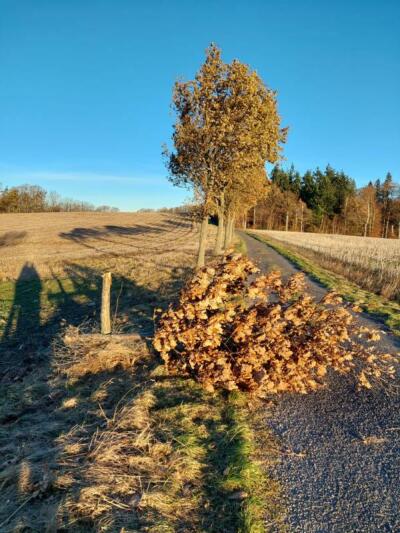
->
[240,233,400,533]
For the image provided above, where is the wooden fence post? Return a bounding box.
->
[101,272,112,335]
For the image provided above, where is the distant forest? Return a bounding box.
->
[251,165,400,238]
[2,170,399,240]
[0,183,119,213]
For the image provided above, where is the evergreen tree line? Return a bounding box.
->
[0,183,119,213]
[251,165,400,238]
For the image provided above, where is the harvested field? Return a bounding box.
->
[0,211,198,280]
[0,212,214,349]
[0,212,217,352]
[253,230,400,301]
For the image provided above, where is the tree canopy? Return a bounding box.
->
[165,44,286,266]
[0,183,119,213]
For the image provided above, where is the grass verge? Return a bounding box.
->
[234,233,248,255]
[249,232,400,336]
[221,393,283,533]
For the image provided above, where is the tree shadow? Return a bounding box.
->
[60,223,165,242]
[0,230,27,247]
[150,381,245,532]
[58,220,176,252]
[58,216,194,257]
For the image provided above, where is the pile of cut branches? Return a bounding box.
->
[154,253,397,396]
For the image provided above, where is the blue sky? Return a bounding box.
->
[1,0,399,211]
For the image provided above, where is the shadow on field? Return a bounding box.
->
[0,255,179,420]
[60,223,163,242]
[0,230,27,247]
[151,381,246,533]
[58,217,194,255]
[2,263,42,350]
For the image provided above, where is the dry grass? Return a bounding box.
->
[0,211,197,281]
[0,330,201,531]
[0,326,280,532]
[52,329,210,531]
[253,230,400,301]
[361,435,387,446]
[250,232,400,336]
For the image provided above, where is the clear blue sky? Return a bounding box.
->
[1,0,399,211]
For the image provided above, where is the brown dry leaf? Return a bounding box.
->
[153,253,398,397]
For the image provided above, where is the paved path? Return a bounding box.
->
[241,233,400,533]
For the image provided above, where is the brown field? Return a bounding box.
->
[0,211,200,280]
[254,230,400,301]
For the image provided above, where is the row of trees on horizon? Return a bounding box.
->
[249,165,400,238]
[0,183,119,213]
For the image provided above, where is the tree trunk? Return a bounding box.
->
[370,206,375,236]
[229,216,235,243]
[214,193,225,255]
[343,196,349,234]
[363,201,370,237]
[319,215,325,233]
[385,219,389,238]
[269,214,275,230]
[213,210,225,255]
[196,216,208,269]
[300,204,304,232]
[224,215,233,249]
[253,207,256,229]
[285,211,289,231]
